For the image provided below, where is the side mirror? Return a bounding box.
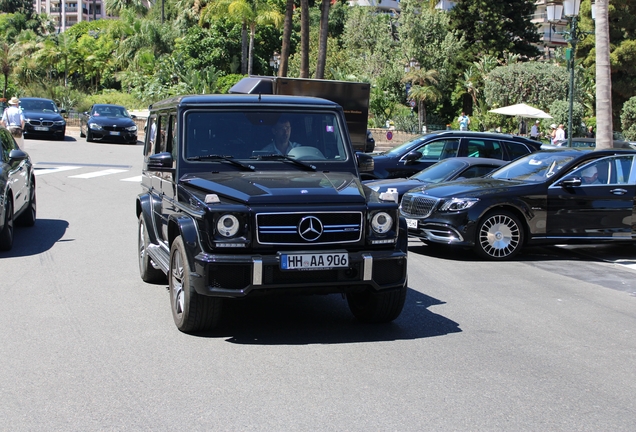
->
[404,151,422,163]
[131,114,137,119]
[356,152,374,172]
[558,177,582,187]
[60,109,67,114]
[8,149,27,161]
[147,152,174,170]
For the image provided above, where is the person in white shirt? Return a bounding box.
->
[530,120,540,140]
[1,97,25,138]
[260,117,301,155]
[555,124,566,142]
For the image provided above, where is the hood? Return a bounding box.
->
[364,178,423,196]
[90,116,136,127]
[181,171,367,205]
[22,110,64,121]
[408,177,532,199]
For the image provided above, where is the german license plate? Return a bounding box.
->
[110,131,121,136]
[406,218,418,229]
[280,252,348,270]
[34,126,49,131]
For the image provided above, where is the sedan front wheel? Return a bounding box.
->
[474,210,523,260]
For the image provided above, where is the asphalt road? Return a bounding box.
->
[1,132,635,431]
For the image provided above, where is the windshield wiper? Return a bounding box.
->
[186,154,255,171]
[251,154,316,171]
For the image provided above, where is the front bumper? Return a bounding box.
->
[23,123,65,139]
[90,129,138,143]
[191,249,407,298]
[405,212,476,247]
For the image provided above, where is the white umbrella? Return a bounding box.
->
[489,103,553,119]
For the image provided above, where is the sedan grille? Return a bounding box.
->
[27,120,55,126]
[401,195,439,218]
[103,125,128,132]
[256,212,362,245]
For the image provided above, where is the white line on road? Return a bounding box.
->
[120,176,142,182]
[68,169,128,179]
[34,166,82,176]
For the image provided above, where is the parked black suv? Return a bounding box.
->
[363,130,542,180]
[136,94,408,333]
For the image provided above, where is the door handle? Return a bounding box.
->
[610,188,627,195]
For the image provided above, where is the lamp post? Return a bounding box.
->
[547,0,592,147]
[269,52,280,77]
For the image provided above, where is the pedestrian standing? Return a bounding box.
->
[458,111,470,131]
[555,124,566,142]
[586,126,595,138]
[530,120,540,140]
[1,97,25,147]
[549,124,557,145]
[518,118,527,136]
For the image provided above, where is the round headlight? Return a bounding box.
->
[217,214,240,237]
[371,212,393,234]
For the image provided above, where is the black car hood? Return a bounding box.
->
[89,116,136,127]
[181,171,367,205]
[22,110,64,121]
[409,177,534,198]
[364,178,423,196]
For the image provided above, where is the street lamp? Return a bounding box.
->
[547,0,592,146]
[269,52,280,77]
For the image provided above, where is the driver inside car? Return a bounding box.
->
[581,165,601,185]
[260,117,301,155]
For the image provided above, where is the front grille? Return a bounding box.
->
[401,195,439,218]
[103,125,126,132]
[256,211,362,245]
[27,120,55,126]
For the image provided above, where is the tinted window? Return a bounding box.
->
[410,158,465,183]
[413,139,459,162]
[20,99,58,112]
[569,156,635,186]
[465,139,503,159]
[459,165,500,179]
[502,141,531,159]
[0,129,13,162]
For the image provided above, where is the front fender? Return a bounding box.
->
[136,193,159,245]
[168,214,202,272]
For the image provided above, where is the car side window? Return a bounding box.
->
[465,139,503,159]
[145,116,158,156]
[568,156,635,186]
[0,130,10,162]
[415,139,459,162]
[502,141,530,160]
[156,115,169,154]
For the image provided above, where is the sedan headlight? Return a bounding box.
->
[217,214,240,237]
[371,211,393,234]
[126,125,138,132]
[54,120,66,126]
[439,197,479,212]
[88,122,103,130]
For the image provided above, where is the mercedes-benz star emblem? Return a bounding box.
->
[298,216,323,241]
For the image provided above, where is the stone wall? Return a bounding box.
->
[368,128,419,152]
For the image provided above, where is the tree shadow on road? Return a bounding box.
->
[0,219,69,258]
[194,287,461,345]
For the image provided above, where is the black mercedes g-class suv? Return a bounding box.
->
[136,94,408,333]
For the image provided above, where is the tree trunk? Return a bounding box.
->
[595,0,612,150]
[315,0,330,79]
[248,23,256,75]
[241,22,248,75]
[279,0,294,77]
[300,0,310,78]
[418,100,423,133]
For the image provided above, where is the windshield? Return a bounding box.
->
[93,105,130,118]
[490,152,576,182]
[20,99,59,113]
[410,159,466,183]
[184,110,348,161]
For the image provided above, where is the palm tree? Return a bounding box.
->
[403,68,441,132]
[200,0,283,75]
[595,0,611,150]
[315,0,330,79]
[0,43,12,99]
[299,0,309,78]
[106,0,148,16]
[279,0,294,77]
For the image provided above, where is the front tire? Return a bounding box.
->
[86,130,93,142]
[347,283,407,323]
[169,236,222,333]
[473,210,524,260]
[0,198,14,251]
[138,217,166,283]
[80,127,85,138]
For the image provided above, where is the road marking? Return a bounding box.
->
[68,169,128,179]
[121,175,142,182]
[34,166,82,176]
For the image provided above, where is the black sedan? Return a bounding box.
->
[20,97,66,140]
[554,138,635,149]
[1,126,36,251]
[363,130,541,180]
[401,149,636,260]
[364,157,507,202]
[80,104,138,144]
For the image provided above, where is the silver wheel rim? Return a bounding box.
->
[138,221,146,268]
[171,251,185,318]
[478,214,520,258]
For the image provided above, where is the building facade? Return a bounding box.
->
[33,0,105,33]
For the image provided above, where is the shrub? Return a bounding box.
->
[620,96,636,141]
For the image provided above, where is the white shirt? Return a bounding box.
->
[555,128,565,141]
[260,140,301,155]
[2,106,24,127]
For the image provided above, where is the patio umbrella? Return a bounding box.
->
[488,103,553,119]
